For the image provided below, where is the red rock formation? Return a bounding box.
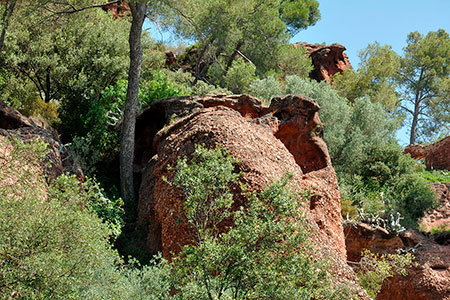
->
[134,94,347,257]
[405,136,450,170]
[344,222,404,263]
[345,222,450,300]
[420,182,450,232]
[135,94,370,298]
[294,42,353,83]
[0,101,83,180]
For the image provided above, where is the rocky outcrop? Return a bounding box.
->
[134,93,370,298]
[420,182,450,233]
[405,136,450,170]
[165,42,352,84]
[345,222,450,300]
[0,101,82,180]
[294,42,353,83]
[134,94,346,257]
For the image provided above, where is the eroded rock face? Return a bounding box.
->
[294,42,353,83]
[420,182,450,234]
[345,222,450,300]
[134,94,348,258]
[0,101,82,180]
[135,94,370,298]
[405,136,450,170]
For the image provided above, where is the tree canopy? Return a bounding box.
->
[332,29,450,144]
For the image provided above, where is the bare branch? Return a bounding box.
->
[49,0,121,15]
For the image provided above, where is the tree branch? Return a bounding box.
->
[48,0,122,15]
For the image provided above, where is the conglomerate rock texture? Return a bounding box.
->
[134,94,370,299]
[345,222,450,300]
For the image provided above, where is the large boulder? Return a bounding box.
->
[294,42,353,83]
[405,136,450,170]
[345,222,450,300]
[134,94,370,299]
[0,101,82,180]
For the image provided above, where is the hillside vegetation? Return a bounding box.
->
[0,1,449,299]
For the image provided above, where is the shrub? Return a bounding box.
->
[172,145,240,240]
[223,57,257,94]
[168,145,357,300]
[276,45,313,77]
[0,137,117,298]
[421,169,450,182]
[249,74,283,105]
[355,250,415,299]
[0,136,170,299]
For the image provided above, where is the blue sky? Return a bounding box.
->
[292,0,450,145]
[293,0,450,67]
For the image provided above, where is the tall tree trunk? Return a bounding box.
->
[409,68,424,145]
[120,1,146,205]
[409,102,420,145]
[0,0,17,56]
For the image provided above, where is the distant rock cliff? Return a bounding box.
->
[294,42,353,83]
[405,136,450,170]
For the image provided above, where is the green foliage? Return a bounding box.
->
[191,80,231,96]
[49,174,124,239]
[173,145,240,240]
[162,0,319,85]
[278,0,320,35]
[249,74,283,104]
[332,30,450,144]
[3,7,131,139]
[401,29,450,143]
[355,250,415,299]
[276,45,313,77]
[0,136,149,299]
[340,144,436,227]
[223,58,257,94]
[332,43,400,110]
[421,169,450,183]
[391,174,436,227]
[169,146,357,300]
[80,71,186,169]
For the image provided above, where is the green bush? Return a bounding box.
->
[0,136,172,299]
[421,169,450,182]
[168,145,357,299]
[223,57,257,94]
[276,45,313,77]
[249,74,283,105]
[355,250,414,299]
